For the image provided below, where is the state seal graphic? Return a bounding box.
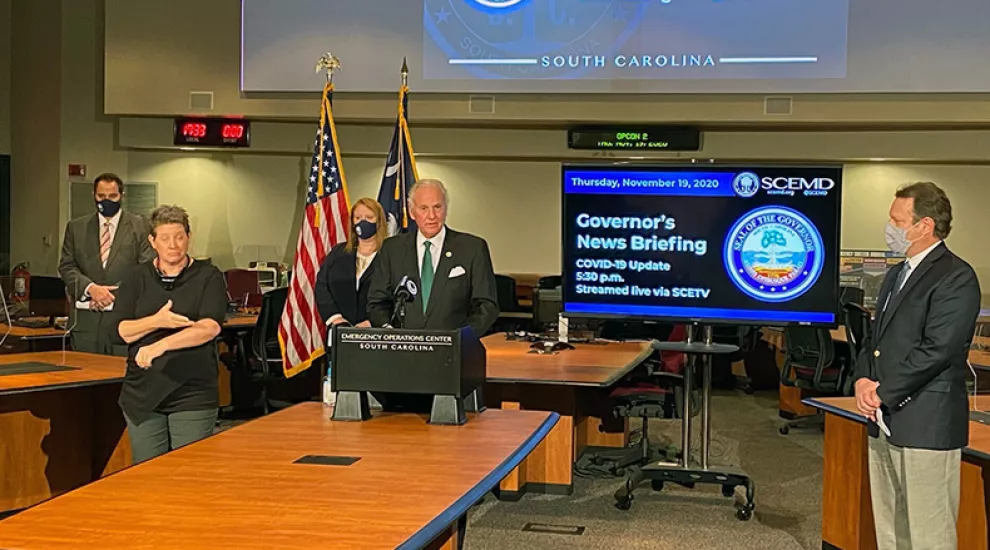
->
[424,0,646,79]
[731,171,760,198]
[723,206,824,303]
[468,0,532,13]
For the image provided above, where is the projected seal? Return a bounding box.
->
[723,206,824,303]
[424,0,646,79]
[468,0,532,13]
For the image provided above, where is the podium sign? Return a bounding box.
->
[330,327,486,425]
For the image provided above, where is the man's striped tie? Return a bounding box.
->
[100,222,112,267]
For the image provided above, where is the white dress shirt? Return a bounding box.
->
[100,210,122,261]
[898,240,942,292]
[416,226,446,276]
[84,210,122,296]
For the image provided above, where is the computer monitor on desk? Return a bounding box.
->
[26,276,69,321]
[532,287,562,330]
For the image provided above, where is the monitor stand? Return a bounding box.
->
[613,324,756,521]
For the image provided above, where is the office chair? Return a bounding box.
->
[494,274,520,313]
[492,274,525,334]
[577,325,699,477]
[837,286,866,325]
[710,325,760,391]
[248,287,288,414]
[841,302,871,395]
[778,326,850,434]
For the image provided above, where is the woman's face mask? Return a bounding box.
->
[354,219,377,240]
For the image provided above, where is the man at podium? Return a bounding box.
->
[367,178,499,336]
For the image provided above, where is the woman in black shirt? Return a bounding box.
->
[315,197,387,328]
[108,204,227,463]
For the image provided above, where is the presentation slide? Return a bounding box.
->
[561,165,842,325]
[424,0,848,81]
[242,0,990,93]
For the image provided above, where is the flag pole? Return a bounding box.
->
[401,56,409,87]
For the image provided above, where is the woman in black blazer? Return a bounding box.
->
[315,197,388,328]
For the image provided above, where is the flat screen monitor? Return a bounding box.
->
[561,164,842,327]
[28,276,69,318]
[532,287,562,326]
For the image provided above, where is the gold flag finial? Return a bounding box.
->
[316,53,341,84]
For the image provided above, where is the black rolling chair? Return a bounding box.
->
[494,274,520,313]
[778,326,850,434]
[492,274,523,334]
[576,325,695,478]
[837,286,866,325]
[842,302,872,394]
[249,287,289,414]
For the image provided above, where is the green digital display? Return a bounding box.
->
[568,126,701,151]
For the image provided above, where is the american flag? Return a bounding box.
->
[278,82,350,378]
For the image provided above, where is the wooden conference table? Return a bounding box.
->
[806,396,990,550]
[775,327,990,419]
[0,402,558,550]
[0,321,65,354]
[482,334,656,498]
[0,351,129,513]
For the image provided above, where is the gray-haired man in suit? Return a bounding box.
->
[58,173,154,355]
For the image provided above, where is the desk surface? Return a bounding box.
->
[806,396,990,462]
[483,334,655,387]
[0,403,558,550]
[223,313,258,329]
[3,314,254,339]
[0,351,126,396]
[0,321,64,339]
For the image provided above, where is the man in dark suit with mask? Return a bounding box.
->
[58,173,155,354]
[854,181,980,550]
[367,178,499,336]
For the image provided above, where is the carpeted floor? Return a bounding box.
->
[462,390,826,550]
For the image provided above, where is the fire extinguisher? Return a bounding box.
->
[11,262,30,304]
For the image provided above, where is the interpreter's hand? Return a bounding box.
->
[356,320,371,328]
[855,378,881,421]
[154,300,194,329]
[135,341,167,369]
[89,285,118,311]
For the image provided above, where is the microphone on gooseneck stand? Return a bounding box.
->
[390,275,418,329]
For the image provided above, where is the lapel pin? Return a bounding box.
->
[445,251,452,258]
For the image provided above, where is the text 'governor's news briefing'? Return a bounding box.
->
[561,166,843,325]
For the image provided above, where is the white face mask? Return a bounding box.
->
[885,221,920,254]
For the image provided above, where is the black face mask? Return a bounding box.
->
[97,199,121,218]
[354,220,377,240]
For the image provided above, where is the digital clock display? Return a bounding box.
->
[173,117,251,148]
[568,126,701,152]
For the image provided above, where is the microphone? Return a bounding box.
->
[390,276,418,328]
[393,275,418,303]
